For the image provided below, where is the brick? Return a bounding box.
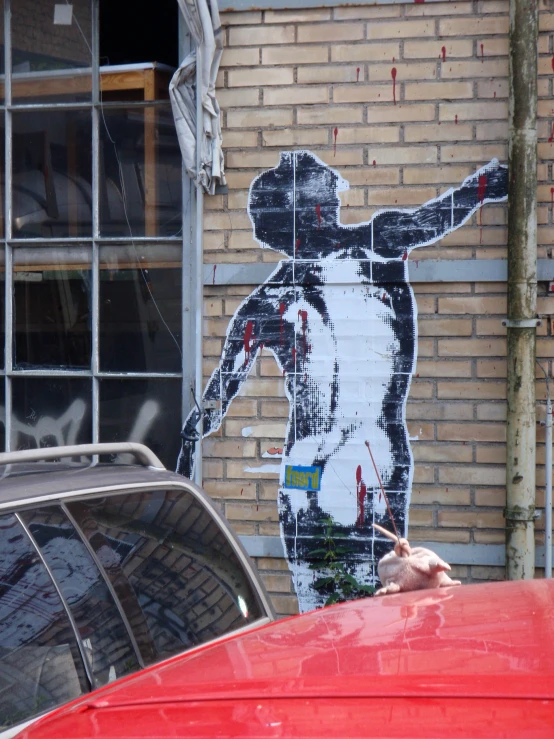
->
[476,447,505,464]
[409,509,434,526]
[260,573,293,594]
[331,42,399,63]
[405,1,473,16]
[255,556,290,571]
[476,403,506,421]
[203,298,222,316]
[229,67,293,87]
[410,528,471,543]
[407,421,435,440]
[409,381,434,399]
[403,165,472,183]
[412,444,473,463]
[439,17,509,35]
[261,400,289,418]
[403,39,473,59]
[478,79,508,99]
[369,62,437,81]
[439,102,508,122]
[264,86,328,105]
[226,398,257,417]
[470,565,505,580]
[367,104,435,123]
[298,23,364,43]
[265,9,330,23]
[366,187,436,206]
[405,122,474,143]
[334,84,392,104]
[238,378,286,398]
[365,146,437,165]
[316,149,364,166]
[335,6,401,19]
[297,106,363,125]
[226,108,292,128]
[437,423,506,442]
[220,48,260,67]
[367,20,435,39]
[229,25,295,46]
[439,296,506,314]
[262,45,328,65]
[405,81,473,101]
[204,211,251,230]
[331,126,399,144]
[406,402,473,421]
[419,319,472,337]
[271,596,299,616]
[437,381,506,400]
[262,128,328,147]
[414,465,435,483]
[437,509,505,528]
[477,360,507,378]
[437,461,506,488]
[203,459,223,478]
[226,502,278,522]
[345,168,400,186]
[259,482,279,501]
[298,66,364,84]
[220,11,262,25]
[473,530,505,544]
[218,88,260,108]
[227,151,286,169]
[414,360,472,378]
[222,131,258,148]
[441,60,508,79]
[412,485,471,505]
[226,421,286,438]
[203,481,257,499]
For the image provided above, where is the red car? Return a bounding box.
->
[19,578,554,738]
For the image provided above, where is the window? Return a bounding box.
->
[67,488,266,663]
[0,0,185,468]
[0,512,88,730]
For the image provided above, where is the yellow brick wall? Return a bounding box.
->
[201,0,554,616]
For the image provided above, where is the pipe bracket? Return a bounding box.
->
[503,505,537,522]
[501,318,541,328]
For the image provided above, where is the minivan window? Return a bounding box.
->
[67,489,265,662]
[0,513,88,731]
[21,505,140,687]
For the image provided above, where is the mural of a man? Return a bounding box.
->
[178,151,507,612]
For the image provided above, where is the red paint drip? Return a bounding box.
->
[295,237,300,257]
[551,55,554,72]
[298,309,308,360]
[292,347,296,364]
[480,43,484,62]
[493,91,496,98]
[441,46,446,62]
[372,159,376,166]
[355,465,367,528]
[391,67,397,105]
[279,302,286,345]
[414,0,425,4]
[240,488,243,496]
[402,250,408,261]
[333,127,338,157]
[356,67,360,82]
[243,321,255,364]
[212,264,217,285]
[551,187,554,206]
[315,204,321,229]
[549,122,554,143]
[477,174,487,244]
[455,114,458,124]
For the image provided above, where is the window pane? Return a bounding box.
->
[99,378,181,469]
[99,245,182,373]
[12,0,92,104]
[12,377,91,450]
[20,505,140,688]
[13,111,92,239]
[14,247,91,370]
[67,489,265,664]
[100,105,182,237]
[0,513,87,731]
[0,245,4,368]
[0,381,5,453]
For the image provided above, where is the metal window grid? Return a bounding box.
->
[1,0,194,455]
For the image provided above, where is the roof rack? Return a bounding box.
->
[0,443,166,470]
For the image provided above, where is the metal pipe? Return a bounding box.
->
[505,0,538,580]
[194,42,204,488]
[546,399,552,577]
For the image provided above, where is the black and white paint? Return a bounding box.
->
[177,151,508,612]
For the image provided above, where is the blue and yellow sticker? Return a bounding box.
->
[284,465,322,492]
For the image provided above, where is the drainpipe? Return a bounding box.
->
[194,42,204,489]
[505,0,538,579]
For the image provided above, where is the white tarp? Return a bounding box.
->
[170,0,225,194]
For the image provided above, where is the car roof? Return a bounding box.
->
[20,579,554,738]
[0,463,192,509]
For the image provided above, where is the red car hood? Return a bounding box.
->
[20,580,554,737]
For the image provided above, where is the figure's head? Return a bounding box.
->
[248,151,348,258]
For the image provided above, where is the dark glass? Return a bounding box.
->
[21,505,140,687]
[100,105,182,237]
[12,0,92,104]
[14,247,91,369]
[0,513,88,730]
[99,245,182,373]
[0,381,5,453]
[67,489,265,664]
[0,246,5,368]
[12,111,92,239]
[11,377,91,451]
[99,378,181,469]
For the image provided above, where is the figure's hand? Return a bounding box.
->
[177,409,201,478]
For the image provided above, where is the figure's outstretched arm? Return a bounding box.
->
[371,159,508,259]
